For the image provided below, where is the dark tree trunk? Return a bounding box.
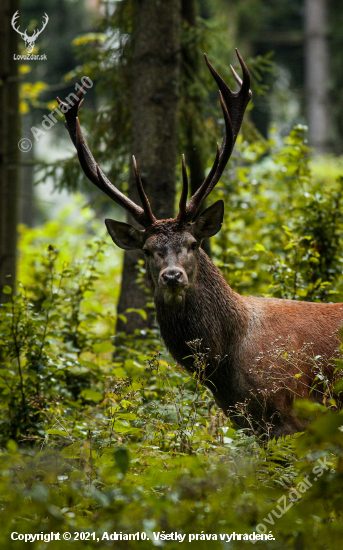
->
[19,113,35,227]
[304,0,330,153]
[181,0,211,256]
[116,0,181,334]
[0,0,20,302]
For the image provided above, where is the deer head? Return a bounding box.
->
[11,11,49,54]
[59,50,251,304]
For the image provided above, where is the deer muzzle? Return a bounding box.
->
[159,267,188,302]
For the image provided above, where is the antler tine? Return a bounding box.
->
[177,154,189,221]
[235,48,251,96]
[75,120,148,225]
[132,156,156,224]
[95,164,149,226]
[230,65,242,86]
[185,93,230,220]
[57,77,90,148]
[183,50,251,221]
[60,83,151,228]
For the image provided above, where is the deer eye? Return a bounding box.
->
[189,241,197,251]
[143,248,152,257]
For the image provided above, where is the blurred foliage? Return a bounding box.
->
[20,81,48,115]
[213,125,343,303]
[1,126,343,547]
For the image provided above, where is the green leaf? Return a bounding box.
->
[45,429,69,437]
[111,420,131,433]
[80,389,103,402]
[334,379,343,393]
[79,359,98,369]
[2,285,12,294]
[126,308,147,320]
[92,341,113,354]
[118,412,138,420]
[6,439,18,452]
[60,442,82,458]
[123,359,144,373]
[253,243,266,252]
[114,446,129,475]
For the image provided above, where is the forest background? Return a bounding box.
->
[0,0,343,548]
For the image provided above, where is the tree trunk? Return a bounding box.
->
[116,0,181,334]
[19,113,35,227]
[0,0,20,302]
[181,0,211,256]
[304,0,330,153]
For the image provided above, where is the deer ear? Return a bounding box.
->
[193,200,224,240]
[105,219,144,250]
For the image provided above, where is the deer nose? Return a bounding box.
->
[161,269,185,287]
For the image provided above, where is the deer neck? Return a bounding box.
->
[154,249,249,370]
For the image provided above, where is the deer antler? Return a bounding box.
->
[58,81,155,228]
[11,11,27,40]
[60,50,250,228]
[178,49,252,222]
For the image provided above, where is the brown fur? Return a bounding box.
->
[154,246,343,439]
[105,209,343,438]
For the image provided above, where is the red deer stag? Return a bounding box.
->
[58,50,343,438]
